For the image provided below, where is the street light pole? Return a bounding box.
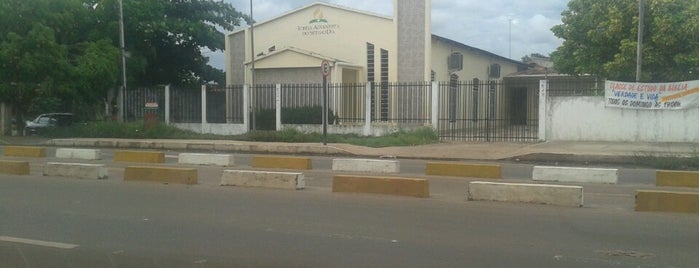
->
[118,0,127,122]
[508,19,512,59]
[636,0,644,82]
[250,0,256,131]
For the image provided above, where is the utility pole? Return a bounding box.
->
[636,0,644,82]
[118,0,127,122]
[250,0,256,131]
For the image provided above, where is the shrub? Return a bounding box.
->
[251,106,336,130]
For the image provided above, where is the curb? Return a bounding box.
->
[34,138,680,166]
[45,139,356,157]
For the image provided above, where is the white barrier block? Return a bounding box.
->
[332,159,400,173]
[533,166,618,184]
[220,170,304,190]
[468,181,583,207]
[43,162,108,180]
[55,148,101,160]
[178,153,235,166]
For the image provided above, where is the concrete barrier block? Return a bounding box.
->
[124,166,197,185]
[467,181,583,207]
[636,190,699,213]
[332,159,400,173]
[220,170,304,190]
[332,175,429,198]
[3,146,46,158]
[55,148,102,160]
[426,162,501,179]
[43,162,108,180]
[533,166,618,184]
[0,160,30,175]
[252,156,312,170]
[114,150,165,163]
[656,170,699,188]
[178,153,235,166]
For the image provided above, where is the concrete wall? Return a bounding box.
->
[546,96,699,142]
[226,31,246,85]
[256,68,318,84]
[283,124,427,137]
[395,0,430,82]
[173,123,248,136]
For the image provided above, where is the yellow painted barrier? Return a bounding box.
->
[636,190,699,213]
[251,156,312,170]
[3,146,46,158]
[0,160,30,175]
[124,166,197,185]
[114,150,165,163]
[656,170,699,188]
[332,175,429,198]
[425,162,501,179]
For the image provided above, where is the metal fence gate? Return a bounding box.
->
[437,79,538,142]
[124,86,165,123]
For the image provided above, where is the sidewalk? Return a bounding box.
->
[3,136,697,163]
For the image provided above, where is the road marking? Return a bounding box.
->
[0,236,79,249]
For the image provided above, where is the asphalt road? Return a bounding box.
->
[1,146,697,267]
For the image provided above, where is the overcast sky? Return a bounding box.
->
[209,0,569,69]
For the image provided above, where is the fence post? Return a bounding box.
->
[201,85,207,129]
[225,86,232,124]
[164,85,170,125]
[118,86,124,123]
[364,82,372,136]
[538,80,548,142]
[243,85,250,131]
[431,81,439,131]
[275,84,282,131]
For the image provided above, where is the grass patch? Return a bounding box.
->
[633,151,699,170]
[39,122,439,148]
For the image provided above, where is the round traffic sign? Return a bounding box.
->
[321,60,331,77]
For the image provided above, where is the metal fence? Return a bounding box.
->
[206,86,226,123]
[170,87,201,123]
[125,79,552,142]
[333,83,366,124]
[124,86,165,122]
[437,79,538,142]
[375,82,431,124]
[224,85,245,123]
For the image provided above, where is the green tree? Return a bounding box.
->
[93,0,246,86]
[551,0,699,82]
[0,0,119,124]
[0,0,246,126]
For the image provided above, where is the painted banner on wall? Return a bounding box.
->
[605,80,699,109]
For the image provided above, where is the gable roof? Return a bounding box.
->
[432,34,527,68]
[245,46,346,66]
[228,2,392,36]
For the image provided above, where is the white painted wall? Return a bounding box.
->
[547,96,699,142]
[173,123,248,136]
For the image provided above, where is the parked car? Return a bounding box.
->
[24,113,73,136]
